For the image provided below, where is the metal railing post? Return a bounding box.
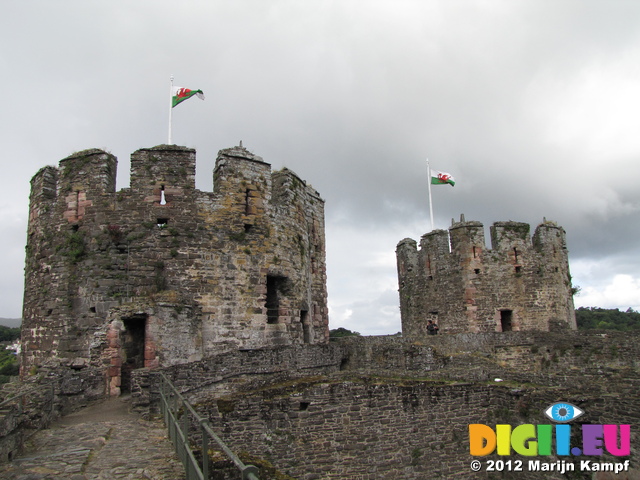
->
[200,418,209,480]
[157,372,260,480]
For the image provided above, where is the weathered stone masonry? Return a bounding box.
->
[17,143,638,479]
[22,144,329,397]
[169,331,639,480]
[397,217,576,337]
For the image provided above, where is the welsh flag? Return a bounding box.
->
[431,170,455,186]
[172,87,205,108]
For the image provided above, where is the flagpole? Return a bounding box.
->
[168,75,174,144]
[427,158,434,231]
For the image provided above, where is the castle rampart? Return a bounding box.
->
[22,144,329,397]
[134,330,638,479]
[397,216,576,337]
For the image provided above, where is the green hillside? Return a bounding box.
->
[575,307,640,331]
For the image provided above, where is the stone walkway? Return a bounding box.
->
[0,396,185,480]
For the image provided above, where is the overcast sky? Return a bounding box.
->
[2,1,639,334]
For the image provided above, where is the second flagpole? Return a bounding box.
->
[427,158,435,231]
[168,75,174,144]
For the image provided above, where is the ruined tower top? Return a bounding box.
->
[396,216,576,337]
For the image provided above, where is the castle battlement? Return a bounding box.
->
[397,216,576,337]
[22,144,329,396]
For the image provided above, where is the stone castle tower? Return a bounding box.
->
[396,216,576,337]
[22,144,328,395]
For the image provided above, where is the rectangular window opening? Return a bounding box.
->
[340,356,351,371]
[266,275,288,324]
[244,188,257,215]
[301,310,311,343]
[500,310,513,332]
[157,218,169,227]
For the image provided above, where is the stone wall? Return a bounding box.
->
[125,331,640,479]
[130,343,347,410]
[202,376,637,480]
[22,144,329,398]
[397,217,576,336]
[339,331,640,386]
[0,381,57,463]
[5,331,637,477]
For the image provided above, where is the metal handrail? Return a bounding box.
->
[158,372,259,480]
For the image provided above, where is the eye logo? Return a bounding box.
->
[470,402,630,457]
[544,402,584,423]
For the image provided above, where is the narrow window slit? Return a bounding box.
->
[500,310,513,332]
[245,188,254,215]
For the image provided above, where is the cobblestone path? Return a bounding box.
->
[0,396,185,480]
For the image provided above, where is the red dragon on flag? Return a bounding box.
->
[172,87,205,108]
[431,169,456,186]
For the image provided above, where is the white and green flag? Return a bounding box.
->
[430,170,455,187]
[172,87,205,107]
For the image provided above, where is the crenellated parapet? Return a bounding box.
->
[130,145,196,201]
[21,144,329,398]
[397,216,576,338]
[58,149,117,195]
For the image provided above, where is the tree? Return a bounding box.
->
[329,327,361,338]
[575,307,640,331]
[0,326,20,342]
